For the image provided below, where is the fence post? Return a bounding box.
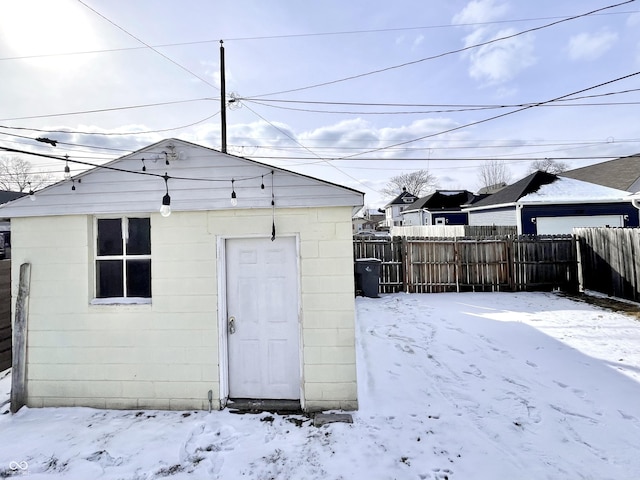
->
[11,263,31,413]
[507,235,515,292]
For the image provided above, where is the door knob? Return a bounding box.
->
[228,316,236,335]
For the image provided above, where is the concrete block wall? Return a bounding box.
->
[11,206,357,411]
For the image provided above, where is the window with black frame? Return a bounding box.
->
[95,217,151,299]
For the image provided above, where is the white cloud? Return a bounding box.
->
[452,2,535,86]
[567,30,618,61]
[452,0,509,25]
[467,29,536,85]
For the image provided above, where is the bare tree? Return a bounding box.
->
[477,160,512,191]
[381,169,439,198]
[0,156,52,192]
[527,158,569,175]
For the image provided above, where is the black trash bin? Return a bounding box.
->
[355,258,382,298]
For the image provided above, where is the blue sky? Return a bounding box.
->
[1,0,639,207]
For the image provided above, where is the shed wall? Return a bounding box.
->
[11,206,357,411]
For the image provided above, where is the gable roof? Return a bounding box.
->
[406,190,477,211]
[560,154,640,193]
[469,171,558,208]
[518,176,631,203]
[384,189,419,207]
[0,138,364,218]
[0,190,26,204]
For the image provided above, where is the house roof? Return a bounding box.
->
[560,154,640,192]
[0,190,26,204]
[384,189,419,207]
[407,190,477,211]
[518,176,631,203]
[469,171,558,208]
[0,138,364,218]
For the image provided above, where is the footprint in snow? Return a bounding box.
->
[462,364,484,378]
[396,343,415,354]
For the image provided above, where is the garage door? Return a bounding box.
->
[536,215,623,235]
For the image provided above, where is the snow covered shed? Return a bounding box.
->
[1,139,363,412]
[465,171,639,235]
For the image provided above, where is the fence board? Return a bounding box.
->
[575,228,640,301]
[354,235,578,294]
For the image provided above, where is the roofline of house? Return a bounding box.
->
[517,198,632,206]
[463,202,516,212]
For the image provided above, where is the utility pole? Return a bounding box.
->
[220,40,227,154]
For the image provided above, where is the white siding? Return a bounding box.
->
[468,207,517,227]
[0,140,363,218]
[13,206,358,411]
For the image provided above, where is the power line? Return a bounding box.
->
[0,98,216,122]
[1,10,637,62]
[0,111,220,137]
[336,70,640,160]
[247,0,636,98]
[76,0,220,91]
[240,103,378,194]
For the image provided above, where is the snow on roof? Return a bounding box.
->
[519,177,631,203]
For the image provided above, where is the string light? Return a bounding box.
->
[28,182,35,201]
[160,173,171,217]
[2,145,284,239]
[230,179,238,207]
[271,171,276,241]
[64,155,71,180]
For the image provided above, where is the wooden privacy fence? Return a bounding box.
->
[575,228,640,302]
[0,260,10,371]
[354,236,578,294]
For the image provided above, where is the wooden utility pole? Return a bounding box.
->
[220,40,227,154]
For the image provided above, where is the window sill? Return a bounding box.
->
[91,297,152,306]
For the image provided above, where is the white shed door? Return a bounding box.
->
[225,237,300,400]
[536,215,623,235]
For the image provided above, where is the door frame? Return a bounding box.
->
[216,234,304,408]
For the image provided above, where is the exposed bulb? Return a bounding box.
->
[64,165,71,180]
[160,193,171,217]
[160,204,172,217]
[29,192,36,202]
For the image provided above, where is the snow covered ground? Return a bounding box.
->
[2,291,640,479]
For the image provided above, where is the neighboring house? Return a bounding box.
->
[401,190,479,226]
[383,188,418,227]
[0,190,26,259]
[561,154,640,192]
[352,208,385,233]
[0,138,363,412]
[464,171,639,235]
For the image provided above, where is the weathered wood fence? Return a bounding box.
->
[575,228,640,302]
[354,235,578,294]
[0,260,11,371]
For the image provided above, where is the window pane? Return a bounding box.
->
[127,259,151,298]
[97,219,123,256]
[96,260,124,298]
[127,218,151,255]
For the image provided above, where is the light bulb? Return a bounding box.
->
[29,192,36,202]
[64,165,71,180]
[160,193,171,217]
[160,204,171,217]
[230,195,238,207]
